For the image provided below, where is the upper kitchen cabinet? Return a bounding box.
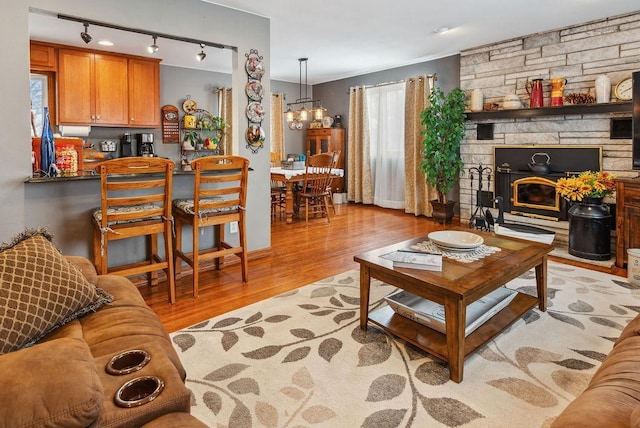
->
[58,48,128,126]
[56,46,161,128]
[29,41,56,71]
[128,58,161,127]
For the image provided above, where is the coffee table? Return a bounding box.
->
[355,228,554,383]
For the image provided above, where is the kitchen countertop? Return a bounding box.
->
[25,167,253,183]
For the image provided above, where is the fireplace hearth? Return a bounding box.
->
[494,146,602,221]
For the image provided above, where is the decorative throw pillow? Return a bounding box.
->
[0,229,112,354]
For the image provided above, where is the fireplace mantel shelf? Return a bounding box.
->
[465,101,632,120]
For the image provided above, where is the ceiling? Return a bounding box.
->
[30,1,640,85]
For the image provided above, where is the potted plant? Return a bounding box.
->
[182,130,199,151]
[419,87,467,223]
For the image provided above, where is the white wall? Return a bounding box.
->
[2,0,271,258]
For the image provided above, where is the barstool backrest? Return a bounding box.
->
[96,157,174,228]
[190,156,249,216]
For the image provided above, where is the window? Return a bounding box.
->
[30,73,49,136]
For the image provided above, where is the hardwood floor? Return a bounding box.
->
[139,203,627,333]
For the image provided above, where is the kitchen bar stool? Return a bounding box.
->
[173,155,249,298]
[91,157,176,304]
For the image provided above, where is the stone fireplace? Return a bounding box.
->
[457,11,640,252]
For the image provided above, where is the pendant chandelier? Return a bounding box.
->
[284,58,325,130]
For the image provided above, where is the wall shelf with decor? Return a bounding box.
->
[465,101,632,121]
[179,109,225,158]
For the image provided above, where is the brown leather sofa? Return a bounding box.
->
[0,256,205,427]
[552,313,640,427]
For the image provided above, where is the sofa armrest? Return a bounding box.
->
[66,255,99,286]
[0,337,103,427]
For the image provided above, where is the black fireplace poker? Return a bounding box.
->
[468,163,492,232]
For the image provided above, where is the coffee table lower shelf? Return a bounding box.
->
[367,292,538,364]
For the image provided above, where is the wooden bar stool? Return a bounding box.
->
[173,155,249,298]
[91,157,176,304]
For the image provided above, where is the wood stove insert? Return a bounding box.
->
[494,146,602,221]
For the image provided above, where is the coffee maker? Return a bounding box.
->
[120,133,134,157]
[136,133,155,157]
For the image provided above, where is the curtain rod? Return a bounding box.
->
[350,74,437,91]
[363,79,405,89]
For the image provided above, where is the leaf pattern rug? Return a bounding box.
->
[171,261,640,427]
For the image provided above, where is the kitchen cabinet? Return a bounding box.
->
[306,128,345,191]
[58,49,128,126]
[128,58,161,127]
[616,177,640,267]
[29,41,56,71]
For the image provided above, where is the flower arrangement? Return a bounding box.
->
[556,170,616,202]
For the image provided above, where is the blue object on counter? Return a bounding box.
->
[40,106,56,176]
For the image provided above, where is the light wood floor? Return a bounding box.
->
[139,203,626,333]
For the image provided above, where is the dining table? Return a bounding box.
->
[270,167,344,224]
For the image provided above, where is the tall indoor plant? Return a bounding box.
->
[419,87,467,223]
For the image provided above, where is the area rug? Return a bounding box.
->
[171,262,640,427]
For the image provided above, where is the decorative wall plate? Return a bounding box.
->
[245,80,264,101]
[246,102,265,122]
[245,52,265,80]
[245,125,265,146]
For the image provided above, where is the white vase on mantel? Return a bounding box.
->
[595,75,611,103]
[470,88,484,112]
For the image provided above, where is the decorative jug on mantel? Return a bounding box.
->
[550,77,567,106]
[526,78,544,108]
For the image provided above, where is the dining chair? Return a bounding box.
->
[173,155,249,298]
[297,152,335,225]
[91,157,176,304]
[325,151,341,215]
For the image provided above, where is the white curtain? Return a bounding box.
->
[365,83,406,209]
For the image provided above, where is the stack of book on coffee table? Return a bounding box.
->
[384,287,518,336]
[379,249,443,271]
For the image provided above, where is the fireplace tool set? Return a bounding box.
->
[468,164,493,231]
[468,163,555,243]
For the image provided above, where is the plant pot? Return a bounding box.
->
[430,200,456,224]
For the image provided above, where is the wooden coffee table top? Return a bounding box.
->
[354,228,554,304]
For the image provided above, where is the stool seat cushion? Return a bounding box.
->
[92,203,162,225]
[173,197,236,216]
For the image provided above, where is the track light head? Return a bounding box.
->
[147,35,159,54]
[196,43,206,62]
[80,22,92,44]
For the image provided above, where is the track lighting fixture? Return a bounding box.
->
[196,44,206,61]
[58,14,235,61]
[147,35,159,54]
[80,22,92,44]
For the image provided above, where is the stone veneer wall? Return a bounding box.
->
[458,11,640,242]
